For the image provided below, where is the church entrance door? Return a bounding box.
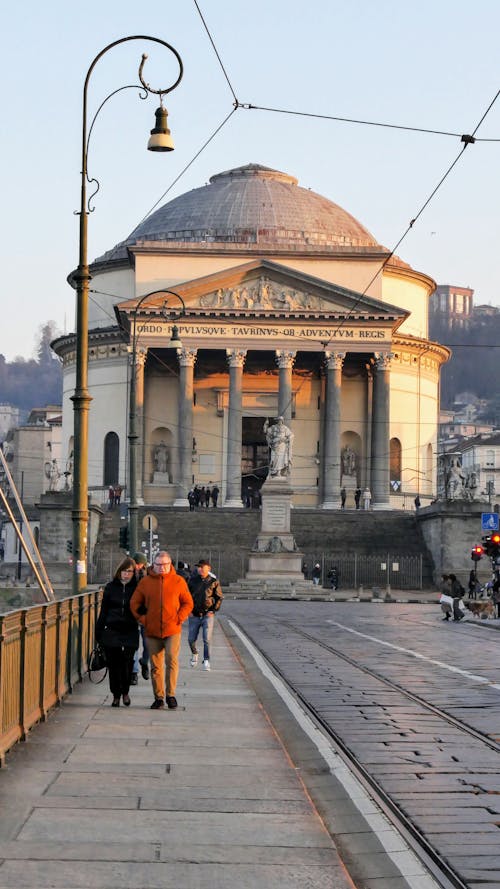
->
[241,417,268,505]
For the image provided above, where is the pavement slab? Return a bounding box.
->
[0,626,354,889]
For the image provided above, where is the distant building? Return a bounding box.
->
[429,284,474,336]
[452,433,500,503]
[0,404,20,440]
[439,393,495,444]
[7,406,63,504]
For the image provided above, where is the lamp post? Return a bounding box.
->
[128,290,186,555]
[71,36,183,594]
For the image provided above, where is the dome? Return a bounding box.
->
[97,163,384,263]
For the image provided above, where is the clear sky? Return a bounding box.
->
[2,0,498,361]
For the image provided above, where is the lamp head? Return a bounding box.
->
[169,324,182,349]
[148,105,174,152]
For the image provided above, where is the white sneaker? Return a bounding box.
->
[190,653,198,668]
[202,659,211,671]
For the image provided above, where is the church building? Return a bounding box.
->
[53,164,449,510]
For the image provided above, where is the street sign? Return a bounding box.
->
[481,513,499,532]
[142,513,158,532]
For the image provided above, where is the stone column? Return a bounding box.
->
[225,348,247,507]
[276,350,296,422]
[136,348,147,505]
[321,352,345,509]
[364,363,373,491]
[173,347,197,507]
[370,352,393,510]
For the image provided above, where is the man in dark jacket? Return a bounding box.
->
[187,559,223,671]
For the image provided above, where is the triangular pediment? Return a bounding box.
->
[116,259,408,328]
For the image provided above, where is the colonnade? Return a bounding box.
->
[137,346,392,509]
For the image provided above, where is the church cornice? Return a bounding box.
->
[384,262,436,296]
[392,334,450,370]
[127,241,392,260]
[51,326,127,366]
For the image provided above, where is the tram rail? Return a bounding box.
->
[226,610,500,889]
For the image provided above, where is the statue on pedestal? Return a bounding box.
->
[446,455,465,500]
[263,417,293,477]
[45,459,61,492]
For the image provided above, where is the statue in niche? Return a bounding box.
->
[264,417,294,477]
[153,440,169,474]
[341,445,357,477]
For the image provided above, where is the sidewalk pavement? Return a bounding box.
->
[0,623,355,889]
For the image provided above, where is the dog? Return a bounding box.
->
[464,599,495,619]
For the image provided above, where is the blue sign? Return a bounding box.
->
[481,513,499,532]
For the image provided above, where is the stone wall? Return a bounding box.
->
[417,500,492,586]
[38,492,102,585]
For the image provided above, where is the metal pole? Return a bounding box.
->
[71,37,183,594]
[17,472,24,581]
[128,313,139,554]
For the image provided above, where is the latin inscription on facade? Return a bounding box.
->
[137,322,390,343]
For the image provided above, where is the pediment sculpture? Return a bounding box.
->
[198,276,325,312]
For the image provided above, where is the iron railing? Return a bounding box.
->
[0,590,101,764]
[93,547,425,589]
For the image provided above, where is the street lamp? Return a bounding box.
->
[71,36,183,594]
[128,290,186,554]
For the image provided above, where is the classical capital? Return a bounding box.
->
[176,347,198,367]
[226,348,247,368]
[374,352,394,371]
[135,347,148,369]
[275,349,296,369]
[324,351,345,371]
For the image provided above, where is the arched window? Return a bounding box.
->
[103,432,119,486]
[390,438,402,482]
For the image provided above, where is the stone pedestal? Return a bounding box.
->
[245,477,304,580]
[152,471,170,485]
[341,475,357,507]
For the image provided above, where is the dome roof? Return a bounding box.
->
[97,164,384,263]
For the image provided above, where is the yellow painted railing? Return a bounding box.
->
[0,590,102,764]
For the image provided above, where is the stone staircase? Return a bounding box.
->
[92,506,435,592]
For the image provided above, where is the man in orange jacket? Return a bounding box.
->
[130,551,193,710]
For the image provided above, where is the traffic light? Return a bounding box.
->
[66,539,73,553]
[119,525,130,549]
[482,533,500,559]
[471,545,483,562]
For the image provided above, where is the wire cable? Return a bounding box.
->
[132,107,239,229]
[241,102,471,140]
[317,88,500,354]
[193,0,239,105]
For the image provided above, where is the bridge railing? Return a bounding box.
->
[0,590,102,765]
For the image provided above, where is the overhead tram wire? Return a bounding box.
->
[193,0,239,105]
[128,0,242,230]
[240,102,482,140]
[315,87,500,354]
[131,107,239,228]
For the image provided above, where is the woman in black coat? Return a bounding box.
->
[96,556,139,707]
